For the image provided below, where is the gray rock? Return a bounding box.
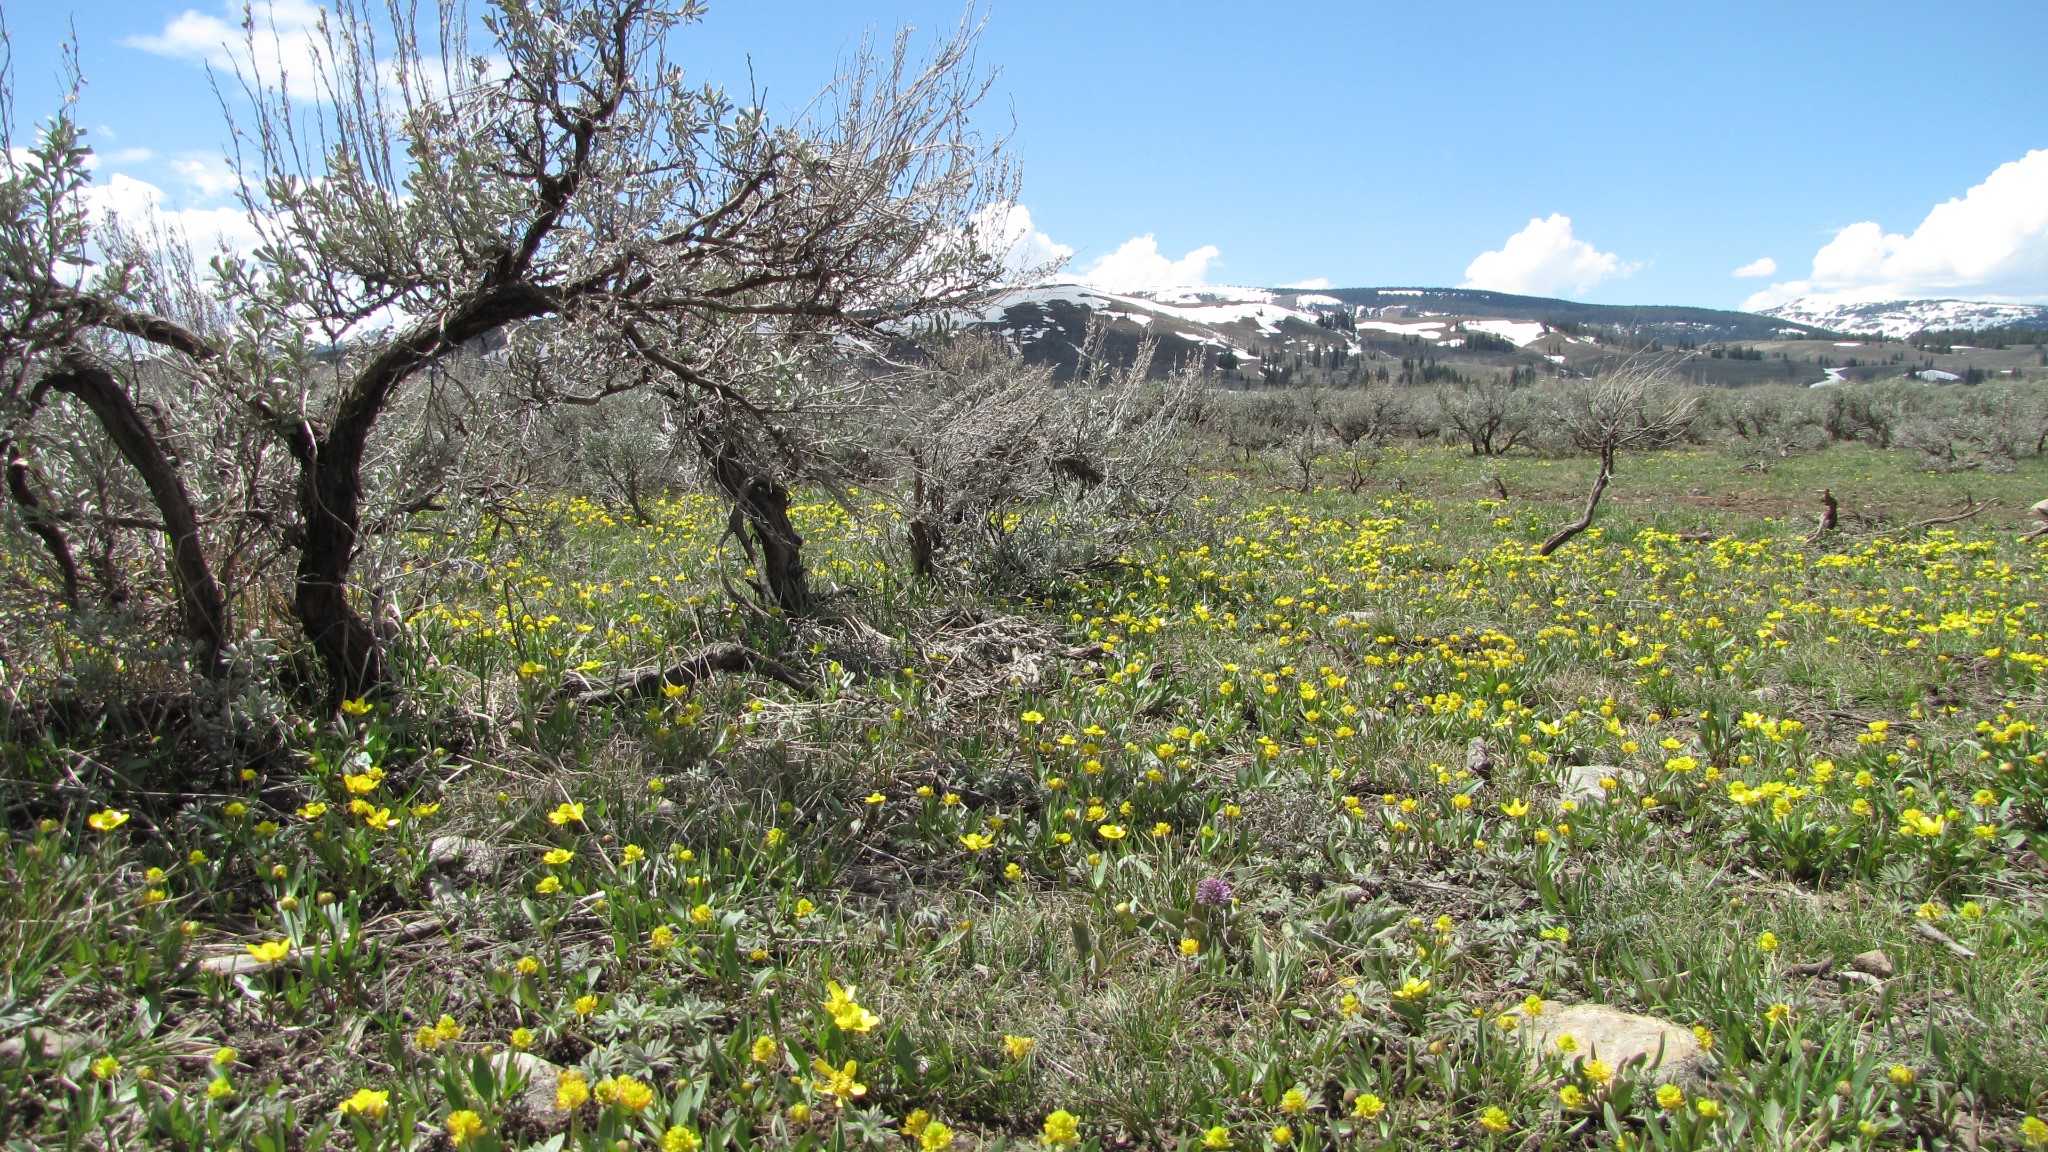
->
[491,1051,569,1132]
[200,944,299,976]
[200,953,274,977]
[1848,950,1896,980]
[1324,884,1370,907]
[1559,765,1627,803]
[0,1027,91,1063]
[426,836,505,884]
[1509,1001,1707,1084]
[1465,736,1493,777]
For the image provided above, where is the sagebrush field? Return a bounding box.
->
[7,442,2048,1152]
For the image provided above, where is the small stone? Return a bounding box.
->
[491,1051,568,1132]
[200,952,284,977]
[1325,884,1370,907]
[1509,1002,1706,1084]
[1559,765,1625,803]
[1848,950,1895,980]
[0,1027,91,1063]
[426,836,505,886]
[1465,737,1493,777]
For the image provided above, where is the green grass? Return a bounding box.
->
[5,440,2048,1151]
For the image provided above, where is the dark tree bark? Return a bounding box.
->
[2,435,84,608]
[691,425,809,614]
[1536,442,1615,558]
[907,518,941,579]
[907,458,942,578]
[39,350,230,672]
[288,281,561,704]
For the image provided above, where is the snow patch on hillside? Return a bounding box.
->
[1357,320,1445,339]
[983,283,1321,336]
[1464,319,1548,347]
[1758,295,2048,339]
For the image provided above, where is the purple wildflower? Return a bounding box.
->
[1195,877,1235,907]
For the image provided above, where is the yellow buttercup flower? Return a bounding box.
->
[596,1073,654,1112]
[445,1109,485,1144]
[811,1057,867,1103]
[823,980,881,1032]
[555,1068,591,1110]
[339,1088,389,1120]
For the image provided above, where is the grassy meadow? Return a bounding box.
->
[6,440,2048,1151]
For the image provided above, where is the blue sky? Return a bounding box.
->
[8,0,2048,309]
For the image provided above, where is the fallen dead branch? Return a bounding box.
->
[558,643,812,708]
[1897,494,1987,533]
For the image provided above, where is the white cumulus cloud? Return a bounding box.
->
[1461,214,1636,298]
[128,0,331,101]
[1281,277,1331,290]
[1745,148,2048,310]
[171,154,242,199]
[1079,234,1220,291]
[971,203,1073,279]
[82,172,262,257]
[1733,257,1777,278]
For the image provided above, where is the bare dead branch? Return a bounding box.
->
[557,642,813,708]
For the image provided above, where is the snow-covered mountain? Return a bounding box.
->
[1757,297,2048,340]
[975,283,1819,382]
[974,283,1567,381]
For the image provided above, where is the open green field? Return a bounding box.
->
[6,442,2048,1151]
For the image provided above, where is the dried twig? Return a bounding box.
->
[558,643,812,708]
[1915,920,1977,959]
